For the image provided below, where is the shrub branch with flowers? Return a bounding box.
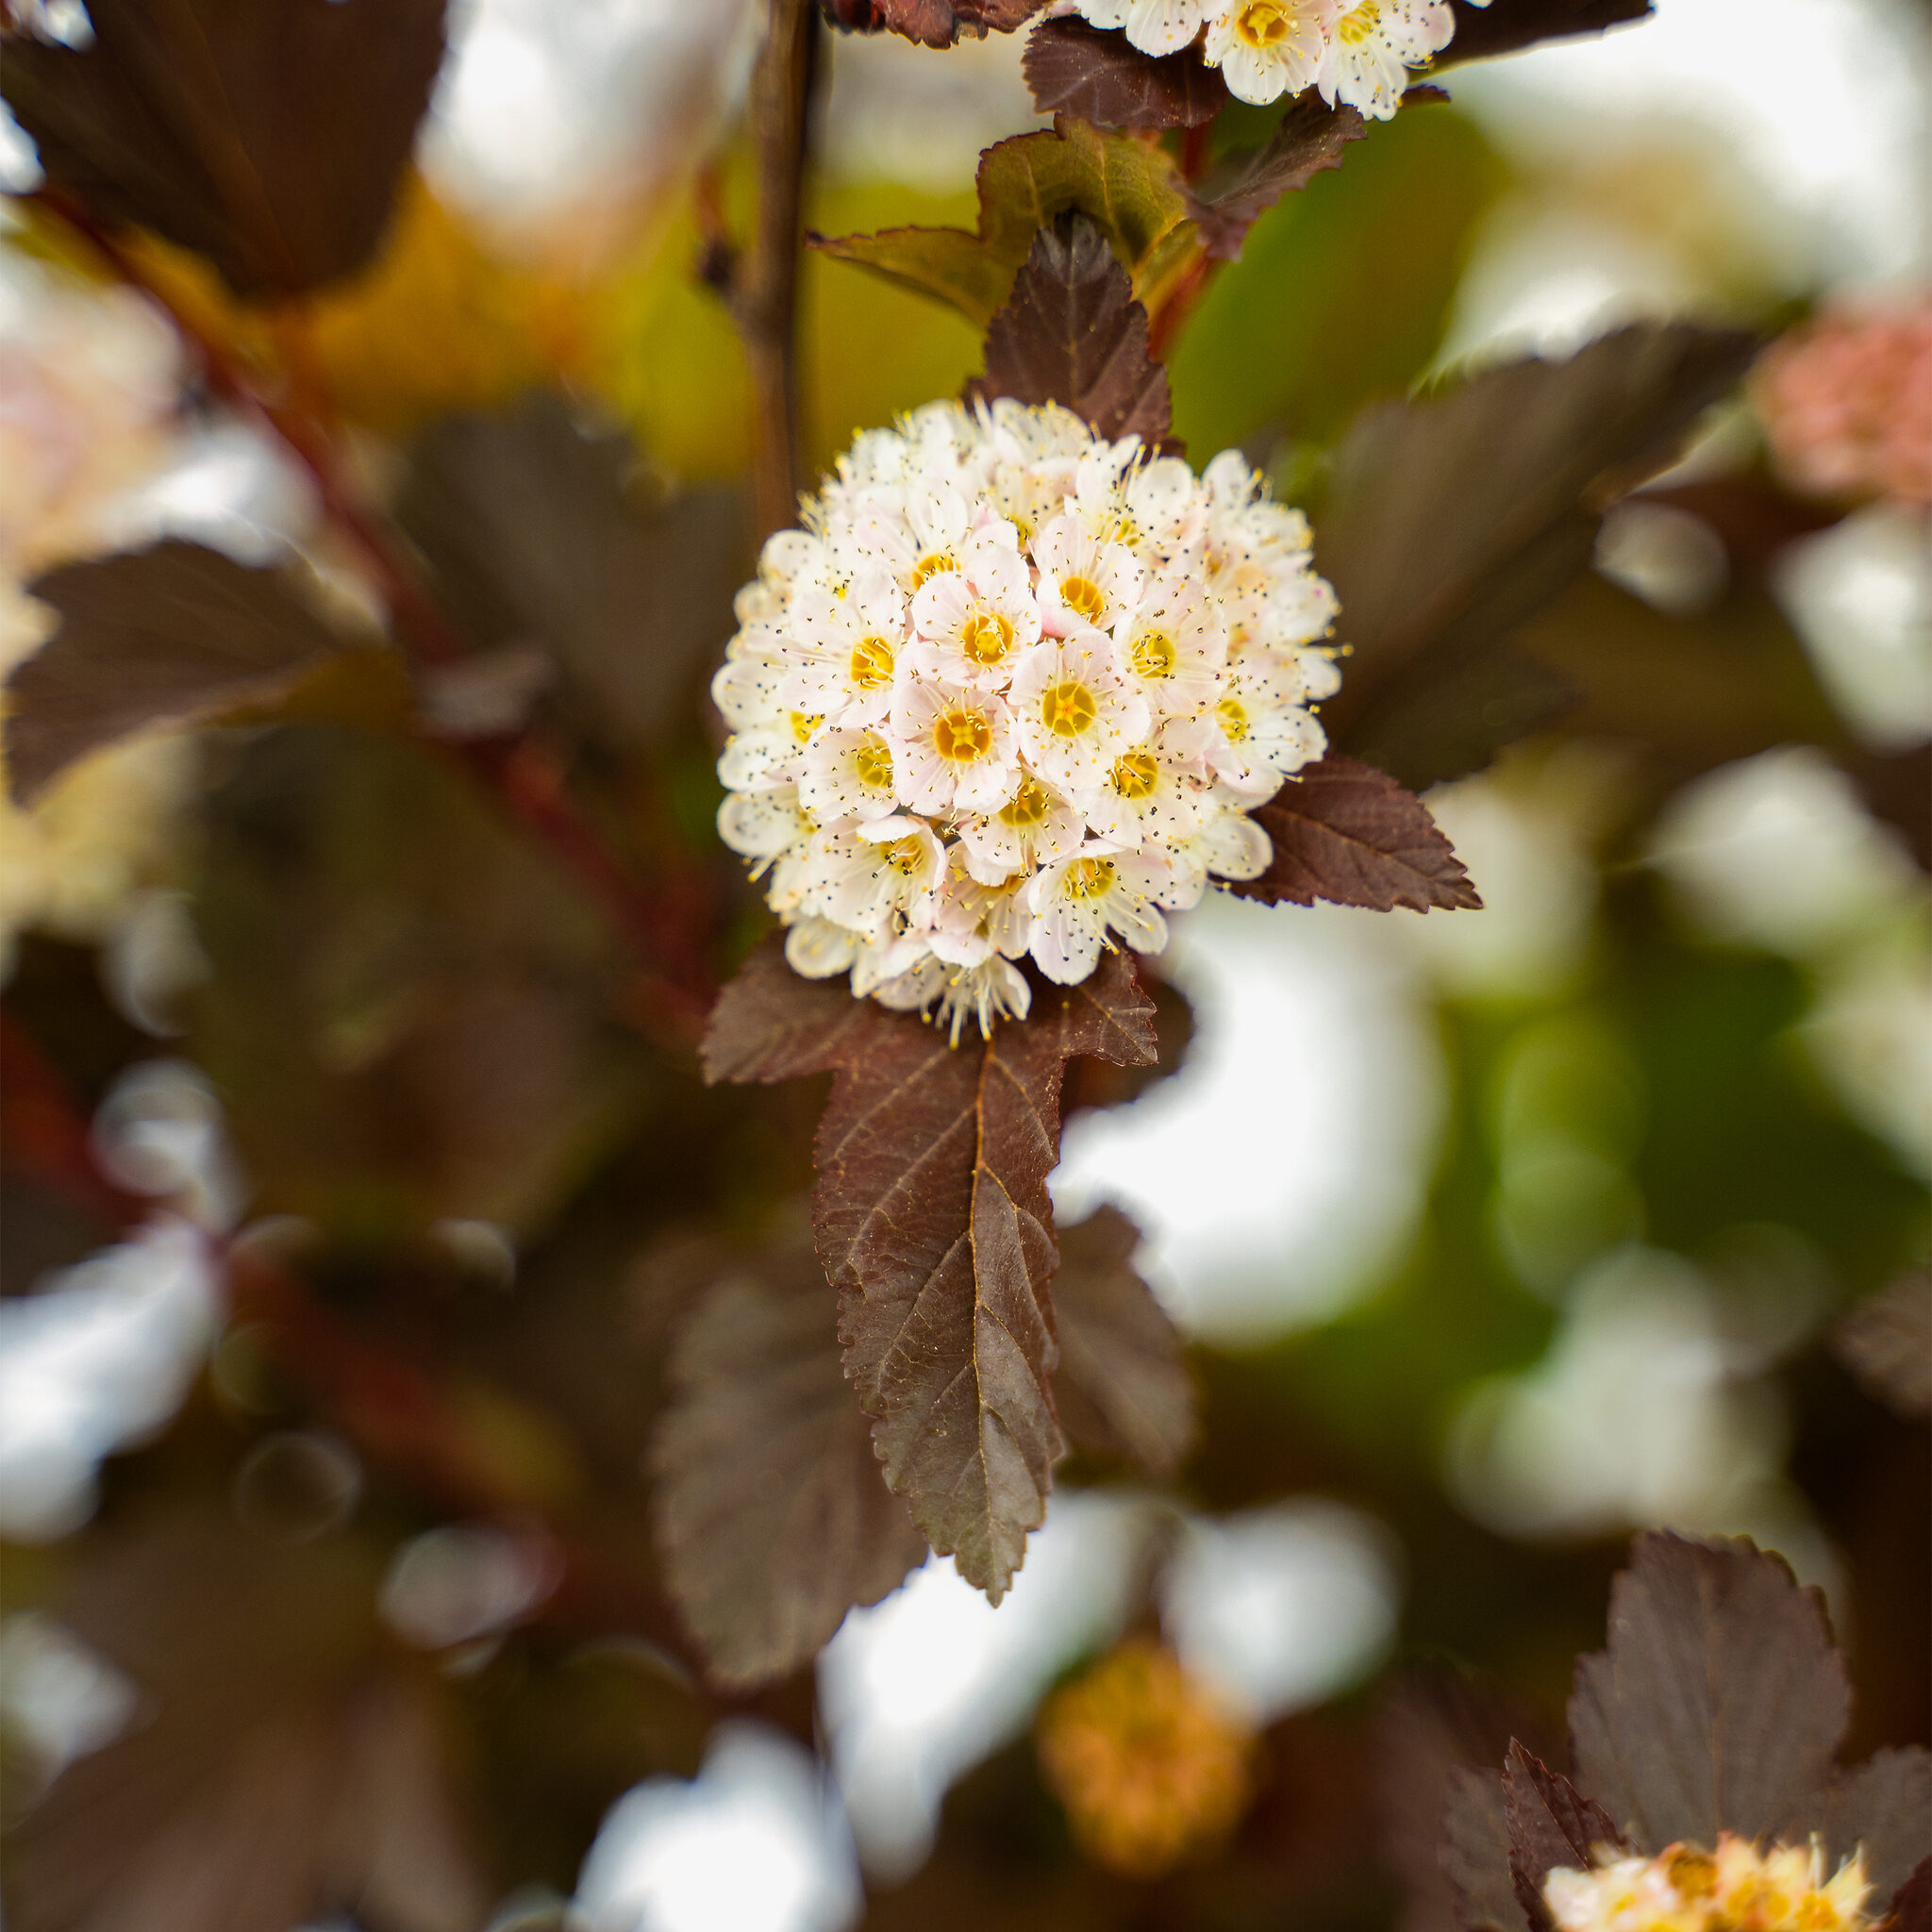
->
[3,0,1922,1917]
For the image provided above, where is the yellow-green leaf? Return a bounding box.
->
[811,121,1200,329]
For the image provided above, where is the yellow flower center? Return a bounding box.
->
[849,635,895,691]
[1065,857,1116,900]
[1130,630,1176,679]
[1337,0,1379,44]
[911,552,958,588]
[853,733,894,790]
[1216,695,1249,742]
[883,836,926,876]
[1059,574,1108,625]
[1041,679,1099,739]
[933,705,994,762]
[790,709,822,743]
[999,775,1053,828]
[962,609,1016,667]
[1111,751,1159,800]
[1236,0,1292,47]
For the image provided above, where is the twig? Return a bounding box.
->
[737,0,818,543]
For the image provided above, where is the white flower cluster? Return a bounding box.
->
[713,399,1341,1042]
[1071,0,1492,118]
[1545,1838,1874,1932]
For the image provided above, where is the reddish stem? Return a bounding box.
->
[1149,251,1215,361]
[1180,121,1211,182]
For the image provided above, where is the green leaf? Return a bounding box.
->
[809,119,1200,330]
[3,0,447,300]
[6,541,349,805]
[1169,102,1504,456]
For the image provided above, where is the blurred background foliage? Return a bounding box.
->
[0,2,1925,1929]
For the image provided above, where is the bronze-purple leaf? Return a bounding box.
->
[1889,1858,1931,1932]
[1186,92,1369,261]
[821,0,1043,46]
[395,392,748,758]
[6,1507,487,1932]
[1023,16,1229,129]
[1823,1753,1932,1905]
[1434,0,1653,71]
[1049,1204,1195,1477]
[651,1250,927,1690]
[1444,1767,1521,1932]
[4,0,447,299]
[1231,752,1482,913]
[1319,324,1760,791]
[1503,1741,1629,1932]
[702,941,1157,1600]
[1567,1532,1850,1853]
[974,212,1174,446]
[1833,1271,1932,1420]
[1383,1671,1563,1932]
[7,541,346,805]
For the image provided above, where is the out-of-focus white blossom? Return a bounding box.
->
[0,275,196,975]
[713,400,1341,1037]
[1068,0,1491,118]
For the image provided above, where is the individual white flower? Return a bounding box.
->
[798,726,902,824]
[955,771,1089,885]
[711,634,791,732]
[935,956,1032,1046]
[1206,0,1338,107]
[1082,733,1215,849]
[1008,630,1151,796]
[782,570,908,726]
[1118,575,1229,719]
[1033,510,1145,640]
[717,786,812,866]
[931,855,1035,967]
[1178,649,1328,797]
[785,916,859,980]
[716,708,819,793]
[889,677,1023,816]
[1124,455,1208,562]
[1318,0,1454,119]
[1027,844,1196,985]
[818,816,946,941]
[1179,800,1274,882]
[908,530,1041,687]
[1128,0,1216,57]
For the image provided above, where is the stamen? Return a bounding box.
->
[933,706,994,761]
[1042,679,1099,738]
[849,636,895,691]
